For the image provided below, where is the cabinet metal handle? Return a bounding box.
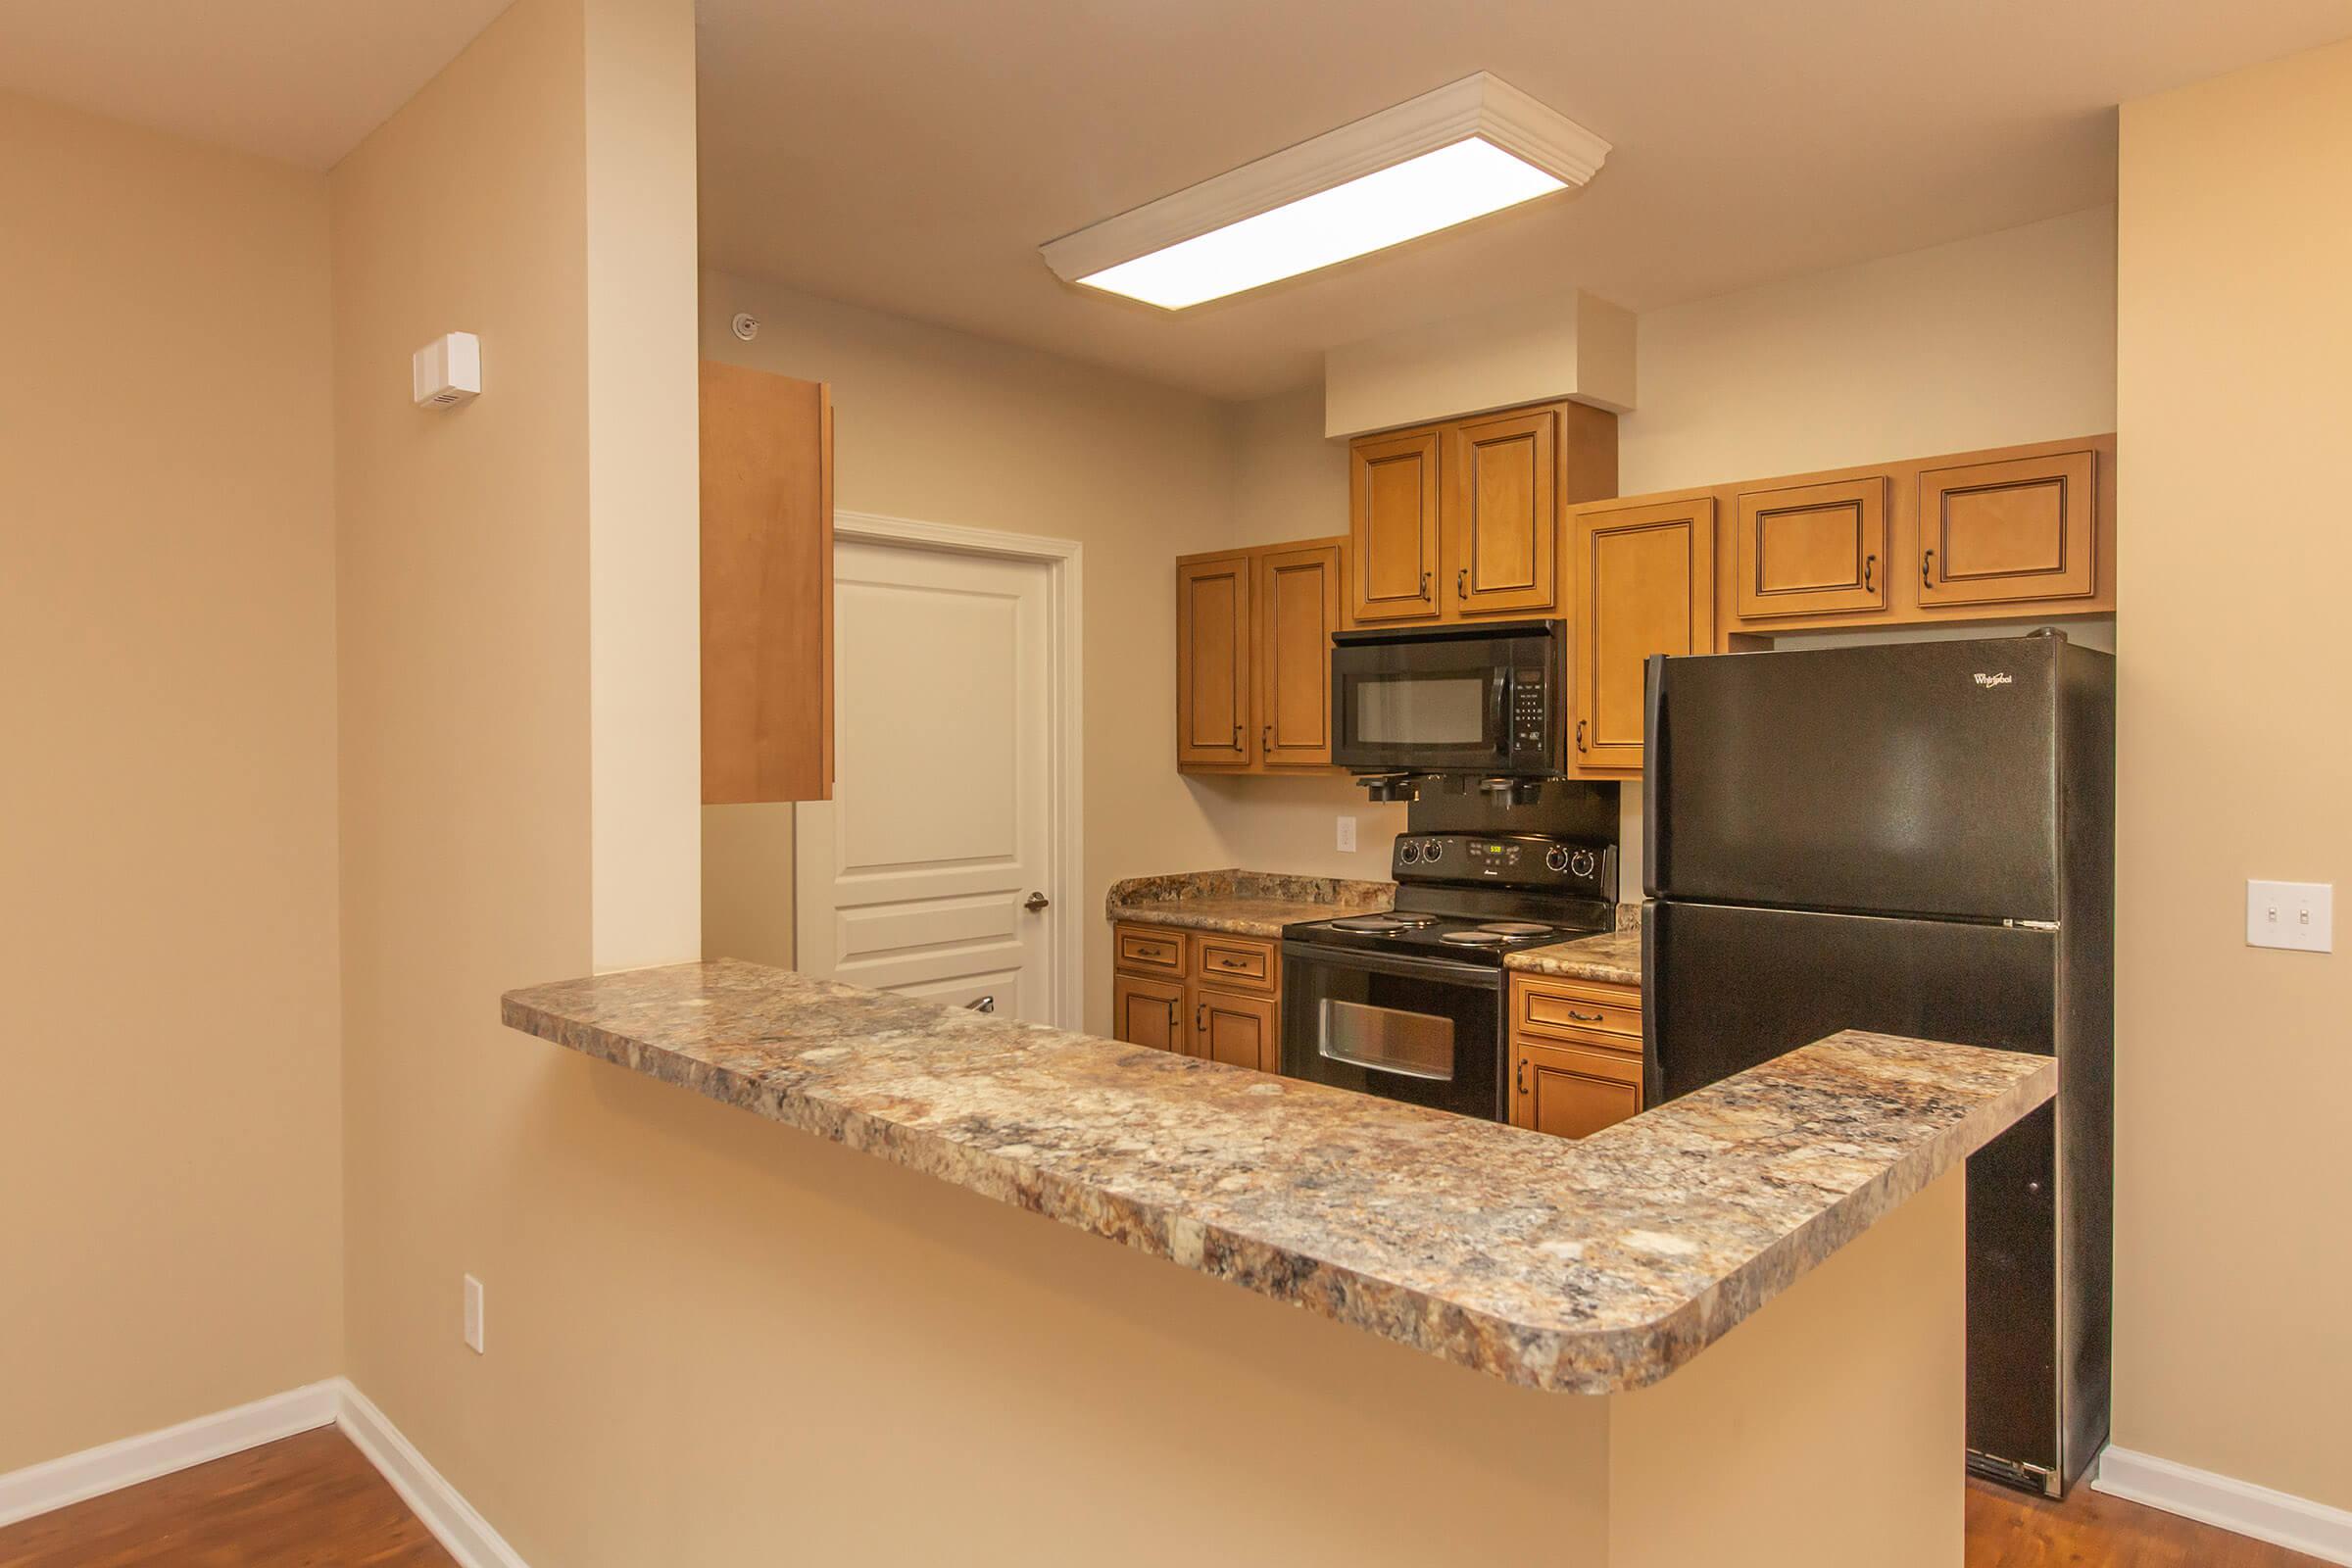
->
[1922,549,1936,587]
[1215,956,1248,969]
[1862,554,1876,592]
[1575,719,1589,753]
[1566,1008,1604,1023]
[1456,567,1468,601]
[1262,722,1272,753]
[1166,998,1180,1025]
[1517,1059,1529,1095]
[1232,722,1242,750]
[1195,1003,1206,1031]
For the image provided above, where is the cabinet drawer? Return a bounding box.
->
[1514,976,1642,1048]
[1194,935,1277,993]
[1114,923,1187,976]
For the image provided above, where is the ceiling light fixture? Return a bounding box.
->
[1041,74,1608,311]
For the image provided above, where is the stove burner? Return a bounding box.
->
[1477,921,1554,937]
[1438,929,1512,947]
[1328,912,1436,932]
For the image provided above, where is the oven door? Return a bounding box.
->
[1279,943,1503,1121]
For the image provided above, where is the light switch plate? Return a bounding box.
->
[1336,816,1357,853]
[2247,880,2332,953]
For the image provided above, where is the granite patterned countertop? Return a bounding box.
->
[503,960,2052,1394]
[1505,921,1643,986]
[1104,868,1393,938]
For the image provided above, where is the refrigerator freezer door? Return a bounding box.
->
[1644,900,2063,1477]
[1646,636,2062,920]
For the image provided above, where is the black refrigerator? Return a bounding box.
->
[1642,631,2113,1497]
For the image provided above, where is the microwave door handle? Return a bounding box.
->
[1490,667,1510,756]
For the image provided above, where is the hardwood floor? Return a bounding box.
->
[0,1428,453,1568]
[0,1432,2328,1566]
[1966,1477,2328,1567]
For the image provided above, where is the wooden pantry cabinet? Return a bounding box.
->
[1347,400,1619,626]
[1508,973,1644,1140]
[700,360,834,804]
[1109,923,1282,1073]
[1176,538,1344,774]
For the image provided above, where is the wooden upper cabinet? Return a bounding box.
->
[1255,543,1341,768]
[1734,475,1890,619]
[1570,496,1717,773]
[1176,554,1253,767]
[1918,448,2098,608]
[1449,407,1557,615]
[1348,429,1444,623]
[701,361,833,805]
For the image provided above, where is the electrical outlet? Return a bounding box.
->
[1336,815,1357,853]
[2247,880,2333,953]
[463,1274,485,1354]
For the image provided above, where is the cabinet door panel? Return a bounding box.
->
[1450,407,1557,615]
[1176,555,1252,766]
[1194,986,1280,1072]
[1114,972,1187,1052]
[1734,475,1889,619]
[1918,450,2096,607]
[1256,544,1340,768]
[1512,1039,1642,1140]
[1348,430,1443,623]
[1571,498,1717,773]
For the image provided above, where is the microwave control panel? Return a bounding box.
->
[1509,666,1549,757]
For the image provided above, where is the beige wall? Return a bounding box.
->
[698,272,1239,1033]
[2112,37,2352,1510]
[0,90,343,1472]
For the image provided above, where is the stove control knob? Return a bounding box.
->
[1422,838,1444,862]
[1544,846,1571,873]
[1398,841,1421,865]
[1569,849,1597,879]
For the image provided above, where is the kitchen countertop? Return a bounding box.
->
[502,959,2052,1395]
[1104,868,1392,939]
[1505,923,1643,987]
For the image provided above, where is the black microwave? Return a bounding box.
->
[1330,619,1566,776]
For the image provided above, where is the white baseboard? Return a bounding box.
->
[2097,1446,2352,1566]
[334,1382,528,1568]
[0,1380,341,1529]
[0,1378,528,1568]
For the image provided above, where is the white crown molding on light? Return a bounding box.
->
[1039,73,1610,286]
[2095,1446,2352,1566]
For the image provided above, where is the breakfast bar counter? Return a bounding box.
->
[503,958,2046,1396]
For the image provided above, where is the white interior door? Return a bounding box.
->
[796,536,1063,1022]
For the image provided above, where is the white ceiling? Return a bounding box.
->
[0,0,514,169]
[698,0,2352,400]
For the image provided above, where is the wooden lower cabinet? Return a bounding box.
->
[1111,924,1282,1073]
[1509,974,1643,1140]
[1193,986,1280,1071]
[1113,971,1187,1053]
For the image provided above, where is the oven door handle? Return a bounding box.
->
[1280,941,1502,987]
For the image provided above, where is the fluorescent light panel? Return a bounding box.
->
[1040,74,1610,312]
[1077,138,1563,310]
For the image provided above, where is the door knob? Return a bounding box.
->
[1023,891,1051,911]
[966,996,996,1013]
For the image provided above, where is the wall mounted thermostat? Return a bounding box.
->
[413,331,482,409]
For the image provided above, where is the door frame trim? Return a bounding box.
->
[817,510,1086,1029]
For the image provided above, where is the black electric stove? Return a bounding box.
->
[1279,831,1617,1120]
